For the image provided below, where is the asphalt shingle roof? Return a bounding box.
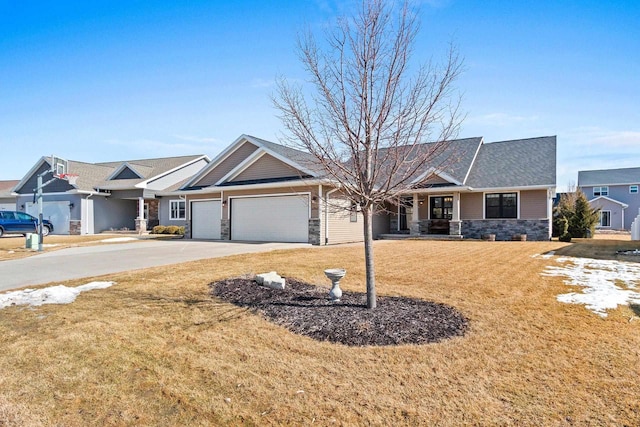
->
[578,167,640,186]
[0,180,19,197]
[60,155,204,192]
[465,136,556,188]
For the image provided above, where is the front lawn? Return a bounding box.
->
[0,240,638,425]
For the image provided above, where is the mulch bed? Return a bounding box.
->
[211,277,468,347]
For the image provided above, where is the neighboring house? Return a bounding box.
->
[0,180,19,211]
[13,155,209,234]
[578,167,640,230]
[170,134,556,244]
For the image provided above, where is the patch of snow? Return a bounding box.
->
[100,237,138,243]
[0,281,114,309]
[532,251,555,259]
[542,257,640,317]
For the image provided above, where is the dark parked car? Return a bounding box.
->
[0,211,53,237]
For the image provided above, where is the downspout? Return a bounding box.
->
[325,188,339,245]
[84,193,93,235]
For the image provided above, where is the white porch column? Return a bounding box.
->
[135,197,147,233]
[137,197,145,219]
[452,192,460,221]
[410,193,421,235]
[450,192,462,236]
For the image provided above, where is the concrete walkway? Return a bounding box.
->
[0,240,310,291]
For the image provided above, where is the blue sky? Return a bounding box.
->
[1,1,638,190]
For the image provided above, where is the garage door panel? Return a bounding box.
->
[231,195,309,243]
[26,201,70,234]
[191,200,221,239]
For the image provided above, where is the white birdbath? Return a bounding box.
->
[324,268,346,301]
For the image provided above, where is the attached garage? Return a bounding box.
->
[230,194,309,243]
[26,201,70,234]
[191,200,221,239]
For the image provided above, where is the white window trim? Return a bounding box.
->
[427,194,454,220]
[630,185,638,194]
[593,186,609,197]
[482,191,520,219]
[169,199,186,221]
[599,210,611,228]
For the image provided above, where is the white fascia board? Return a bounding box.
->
[243,135,318,179]
[466,185,555,192]
[215,149,266,185]
[13,156,49,193]
[581,181,640,187]
[588,195,629,208]
[183,135,256,188]
[406,186,471,194]
[107,162,143,181]
[139,155,209,189]
[462,137,484,185]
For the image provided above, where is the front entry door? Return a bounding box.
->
[429,196,452,234]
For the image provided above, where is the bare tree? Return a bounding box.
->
[273,0,464,309]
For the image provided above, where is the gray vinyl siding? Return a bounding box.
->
[520,190,548,219]
[194,142,258,186]
[588,197,625,229]
[581,184,640,230]
[92,197,137,232]
[230,154,302,182]
[158,197,189,226]
[16,163,74,194]
[147,158,208,190]
[460,192,483,219]
[580,183,640,230]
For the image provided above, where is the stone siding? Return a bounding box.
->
[461,219,550,241]
[69,220,81,235]
[308,218,321,245]
[221,219,230,240]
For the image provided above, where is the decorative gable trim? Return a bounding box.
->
[182,135,257,188]
[183,134,318,189]
[215,149,267,185]
[411,167,463,186]
[13,157,50,193]
[107,163,144,180]
[588,195,629,208]
[242,135,318,179]
[138,155,209,189]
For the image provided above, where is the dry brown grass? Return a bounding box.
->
[0,239,639,426]
[0,234,175,261]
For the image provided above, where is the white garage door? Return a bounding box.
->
[231,195,309,243]
[191,200,221,239]
[26,201,70,234]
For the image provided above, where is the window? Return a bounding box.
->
[593,186,609,197]
[170,200,185,220]
[630,185,638,194]
[599,210,611,227]
[430,196,453,220]
[485,193,517,219]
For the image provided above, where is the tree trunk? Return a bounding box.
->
[363,206,377,309]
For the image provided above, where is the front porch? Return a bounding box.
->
[388,192,463,237]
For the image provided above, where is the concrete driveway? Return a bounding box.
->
[0,240,310,292]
